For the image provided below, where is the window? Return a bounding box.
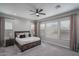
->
[5,22,12,30]
[40,17,70,48]
[40,23,45,39]
[60,20,70,40]
[45,22,58,39]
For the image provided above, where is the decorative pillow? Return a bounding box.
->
[17,34,20,38]
[16,33,20,38]
[20,34,25,38]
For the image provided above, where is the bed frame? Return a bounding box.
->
[14,31,41,52]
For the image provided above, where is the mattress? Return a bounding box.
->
[15,37,40,45]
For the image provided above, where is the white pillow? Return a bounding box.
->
[17,34,20,38]
[16,33,23,38]
[25,33,29,37]
[19,33,25,35]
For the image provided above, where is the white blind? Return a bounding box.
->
[5,22,12,30]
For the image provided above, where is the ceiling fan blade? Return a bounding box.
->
[39,13,46,15]
[39,9,43,12]
[30,10,35,12]
[36,9,39,13]
[30,13,36,15]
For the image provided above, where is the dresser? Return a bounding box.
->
[5,38,15,47]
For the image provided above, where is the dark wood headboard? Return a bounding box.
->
[14,31,31,38]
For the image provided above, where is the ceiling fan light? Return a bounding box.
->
[36,13,39,16]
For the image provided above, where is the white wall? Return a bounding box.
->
[12,19,31,31]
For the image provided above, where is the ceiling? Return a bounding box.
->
[0,3,79,20]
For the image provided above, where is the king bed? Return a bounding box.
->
[14,31,41,52]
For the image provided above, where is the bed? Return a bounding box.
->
[14,31,41,52]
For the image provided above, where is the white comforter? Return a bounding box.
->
[16,37,40,45]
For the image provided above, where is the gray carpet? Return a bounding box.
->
[0,42,79,56]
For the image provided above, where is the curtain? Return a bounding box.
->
[0,17,5,47]
[34,21,40,37]
[34,21,38,36]
[70,14,77,51]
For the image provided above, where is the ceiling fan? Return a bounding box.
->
[30,8,46,17]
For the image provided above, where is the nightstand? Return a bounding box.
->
[6,38,15,47]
